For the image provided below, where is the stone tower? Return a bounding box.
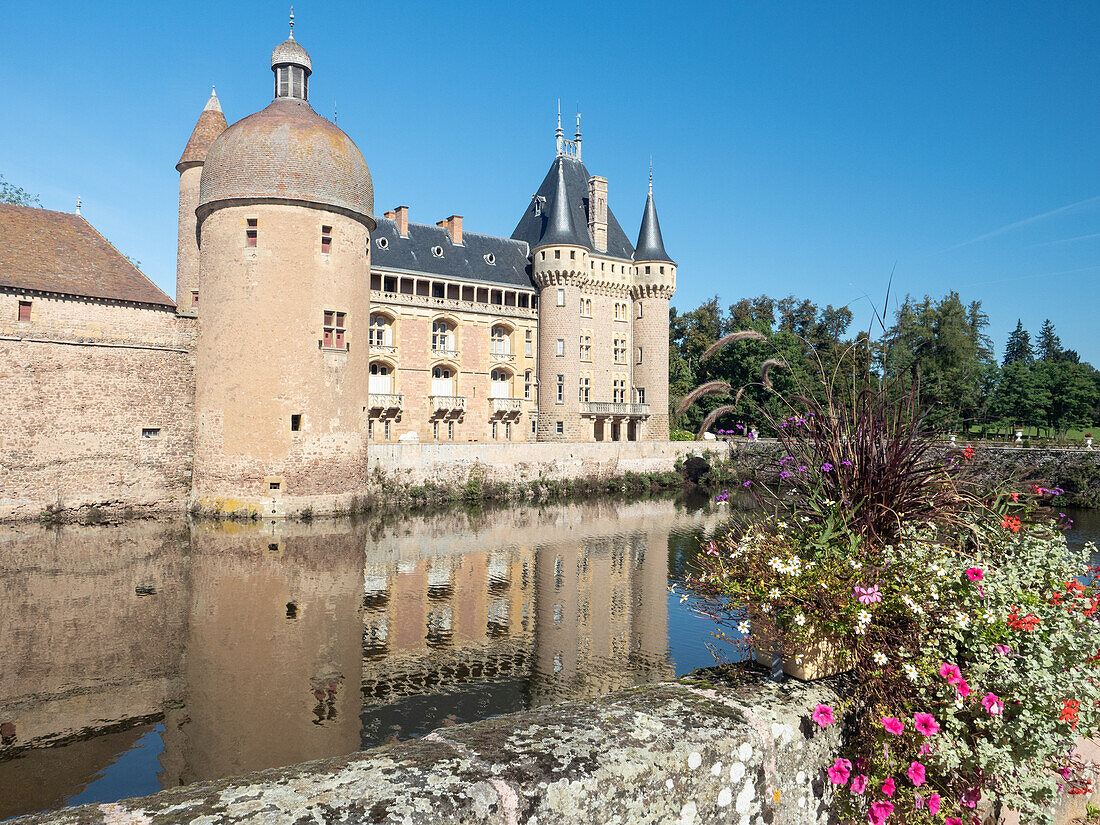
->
[191,19,375,516]
[531,157,591,441]
[631,173,675,440]
[176,88,227,312]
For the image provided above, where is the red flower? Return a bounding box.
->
[962,444,975,461]
[1061,699,1081,730]
[1001,515,1022,533]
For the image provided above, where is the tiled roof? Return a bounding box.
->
[199,97,373,221]
[177,91,229,171]
[634,191,674,263]
[372,218,534,289]
[511,155,635,261]
[0,203,175,307]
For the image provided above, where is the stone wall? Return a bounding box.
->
[10,669,845,825]
[0,291,196,521]
[368,440,712,489]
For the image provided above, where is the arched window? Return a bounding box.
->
[431,365,455,396]
[524,370,532,400]
[432,320,454,352]
[490,325,511,355]
[369,313,392,347]
[490,369,511,399]
[369,362,393,394]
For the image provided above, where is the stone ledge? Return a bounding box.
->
[11,669,841,825]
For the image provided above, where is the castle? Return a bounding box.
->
[0,22,676,519]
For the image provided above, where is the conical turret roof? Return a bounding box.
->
[535,157,589,248]
[177,89,228,171]
[634,186,673,263]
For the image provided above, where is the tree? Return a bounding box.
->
[1003,320,1033,366]
[1036,319,1063,362]
[0,173,40,207]
[991,360,1049,432]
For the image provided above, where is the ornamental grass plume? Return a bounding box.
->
[674,380,732,417]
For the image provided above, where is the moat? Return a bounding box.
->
[1,493,738,820]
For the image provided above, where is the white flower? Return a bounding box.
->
[769,588,780,598]
[823,499,836,506]
[857,610,871,625]
[738,620,751,635]
[848,557,861,570]
[855,624,866,635]
[761,603,772,613]
[954,697,964,709]
[983,608,998,623]
[872,651,888,665]
[955,611,970,629]
[903,663,918,682]
[795,613,807,626]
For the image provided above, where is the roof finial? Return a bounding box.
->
[289,5,295,38]
[649,157,653,196]
[555,99,564,156]
[75,195,81,216]
[574,110,582,161]
[211,84,216,97]
[333,100,337,124]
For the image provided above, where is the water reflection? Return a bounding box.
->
[0,496,725,819]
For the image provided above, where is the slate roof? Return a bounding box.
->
[177,90,228,171]
[634,191,674,263]
[0,203,175,307]
[200,97,374,221]
[271,35,312,71]
[371,217,534,289]
[510,155,635,261]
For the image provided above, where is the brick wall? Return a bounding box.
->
[0,289,196,521]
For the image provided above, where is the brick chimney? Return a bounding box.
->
[394,206,409,237]
[384,209,395,220]
[437,215,463,245]
[587,176,607,252]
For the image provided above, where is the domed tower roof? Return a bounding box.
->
[198,17,374,225]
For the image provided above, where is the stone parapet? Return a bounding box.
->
[9,670,843,825]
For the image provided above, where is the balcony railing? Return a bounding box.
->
[369,393,404,411]
[581,402,651,417]
[489,398,523,416]
[431,348,460,361]
[489,350,515,363]
[369,343,397,357]
[430,395,467,413]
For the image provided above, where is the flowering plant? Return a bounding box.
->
[685,332,1100,824]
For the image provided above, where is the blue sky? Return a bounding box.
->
[4,2,1098,362]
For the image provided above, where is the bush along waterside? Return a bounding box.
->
[685,329,1100,824]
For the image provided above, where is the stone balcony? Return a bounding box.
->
[369,393,404,412]
[580,402,651,417]
[430,395,467,414]
[431,348,460,361]
[489,398,523,416]
[370,343,398,357]
[489,351,516,363]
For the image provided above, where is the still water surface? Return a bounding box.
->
[0,494,732,819]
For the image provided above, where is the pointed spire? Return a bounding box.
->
[177,88,229,171]
[75,195,81,216]
[555,100,564,156]
[634,168,673,263]
[574,110,582,162]
[535,158,588,248]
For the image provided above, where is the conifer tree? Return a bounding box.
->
[1002,320,1033,366]
[1036,319,1062,362]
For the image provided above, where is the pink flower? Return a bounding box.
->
[994,644,1011,655]
[919,743,932,755]
[946,819,963,825]
[908,761,927,786]
[812,704,835,726]
[939,663,962,681]
[868,801,895,825]
[827,758,852,785]
[882,776,895,797]
[850,774,868,795]
[966,568,984,581]
[955,679,971,698]
[914,713,940,736]
[961,788,981,808]
[982,693,1004,715]
[881,716,904,735]
[928,793,942,815]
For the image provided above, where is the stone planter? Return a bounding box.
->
[755,630,853,681]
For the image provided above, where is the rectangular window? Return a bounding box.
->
[269,481,281,491]
[636,347,643,364]
[525,329,533,356]
[556,339,564,357]
[636,387,646,404]
[556,288,565,306]
[433,420,439,440]
[614,339,626,363]
[141,427,160,438]
[556,421,564,435]
[578,377,590,403]
[291,414,302,432]
[368,419,374,440]
[17,300,31,321]
[190,291,199,308]
[556,375,564,404]
[524,370,532,400]
[492,421,498,440]
[505,422,511,441]
[384,420,391,440]
[532,418,537,434]
[569,250,576,259]
[580,335,592,361]
[645,265,651,274]
[554,250,561,259]
[246,218,258,247]
[321,225,333,254]
[323,310,347,349]
[448,421,454,441]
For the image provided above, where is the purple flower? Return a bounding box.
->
[798,465,808,472]
[742,480,752,487]
[841,460,852,467]
[821,462,833,472]
[779,471,791,479]
[779,422,788,428]
[779,456,793,464]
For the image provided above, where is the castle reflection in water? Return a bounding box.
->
[0,497,722,819]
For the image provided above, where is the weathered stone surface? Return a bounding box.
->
[10,669,841,825]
